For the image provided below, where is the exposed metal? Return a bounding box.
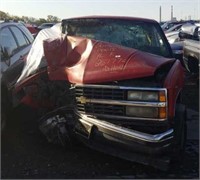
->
[77,111,174,143]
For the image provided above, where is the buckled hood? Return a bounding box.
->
[44,36,175,84]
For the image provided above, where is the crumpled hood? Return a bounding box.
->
[44,36,175,84]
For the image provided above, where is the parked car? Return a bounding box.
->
[165,22,197,64]
[14,16,186,170]
[165,22,195,44]
[161,20,180,31]
[25,23,40,37]
[182,24,200,74]
[0,21,34,131]
[37,23,56,30]
[165,31,180,44]
[165,23,183,33]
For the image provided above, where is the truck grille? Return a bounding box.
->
[75,86,125,100]
[74,84,167,122]
[75,86,125,116]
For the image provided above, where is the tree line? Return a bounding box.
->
[0,11,61,25]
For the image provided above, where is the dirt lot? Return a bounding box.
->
[1,77,199,179]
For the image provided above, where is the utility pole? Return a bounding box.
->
[159,6,162,23]
[171,5,173,20]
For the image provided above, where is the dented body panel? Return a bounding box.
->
[14,16,186,170]
[44,36,175,84]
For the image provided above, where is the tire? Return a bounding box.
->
[172,104,187,158]
[1,109,6,132]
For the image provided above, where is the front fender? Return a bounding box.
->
[164,60,185,120]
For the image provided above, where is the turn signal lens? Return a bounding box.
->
[159,91,166,102]
[159,107,167,119]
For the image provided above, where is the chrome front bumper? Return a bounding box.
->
[75,112,173,151]
[74,112,173,170]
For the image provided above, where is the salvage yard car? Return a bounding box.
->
[14,16,186,170]
[181,24,200,75]
[0,21,34,131]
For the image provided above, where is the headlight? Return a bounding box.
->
[126,106,158,118]
[127,90,166,102]
[126,90,167,119]
[126,106,166,119]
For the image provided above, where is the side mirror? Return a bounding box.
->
[1,46,12,61]
[170,43,183,61]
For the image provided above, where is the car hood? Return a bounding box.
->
[43,36,175,84]
[165,31,179,37]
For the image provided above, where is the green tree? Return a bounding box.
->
[35,18,47,25]
[0,11,9,20]
[47,15,60,22]
[0,10,61,25]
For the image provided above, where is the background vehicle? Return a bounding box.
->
[182,24,200,75]
[14,16,186,170]
[161,20,180,31]
[0,21,34,131]
[165,22,198,65]
[37,23,55,30]
[165,22,196,44]
[165,23,183,33]
[162,20,197,32]
[25,23,40,37]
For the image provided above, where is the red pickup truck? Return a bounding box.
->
[14,16,186,170]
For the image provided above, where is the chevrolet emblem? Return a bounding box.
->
[77,96,88,104]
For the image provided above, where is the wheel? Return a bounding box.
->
[38,107,75,147]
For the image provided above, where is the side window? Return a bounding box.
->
[10,26,29,48]
[18,24,34,43]
[0,27,18,60]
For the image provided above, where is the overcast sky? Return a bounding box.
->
[1,0,200,22]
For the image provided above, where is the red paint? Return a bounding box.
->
[14,70,47,93]
[164,60,185,119]
[21,95,54,109]
[64,15,157,24]
[44,36,175,84]
[25,24,40,34]
[16,35,183,120]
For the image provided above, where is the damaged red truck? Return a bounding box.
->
[13,16,186,170]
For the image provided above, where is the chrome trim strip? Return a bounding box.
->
[83,113,167,121]
[75,84,166,91]
[76,98,167,107]
[75,84,168,120]
[77,112,173,143]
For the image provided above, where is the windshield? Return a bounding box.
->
[62,18,172,58]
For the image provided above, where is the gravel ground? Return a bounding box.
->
[1,78,199,179]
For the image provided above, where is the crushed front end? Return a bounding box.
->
[72,79,173,170]
[14,17,186,170]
